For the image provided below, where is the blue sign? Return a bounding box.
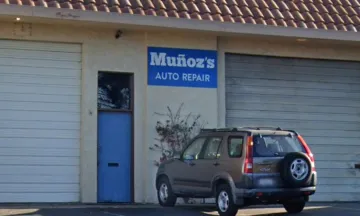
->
[147,47,217,88]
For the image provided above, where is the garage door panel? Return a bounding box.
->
[0,40,81,52]
[306,137,360,145]
[226,54,360,69]
[311,193,360,202]
[0,175,79,183]
[0,156,79,166]
[226,64,360,78]
[315,153,360,161]
[226,93,360,107]
[1,102,79,113]
[0,184,78,193]
[316,185,360,193]
[311,145,360,153]
[226,85,360,99]
[227,110,360,122]
[1,74,81,86]
[0,84,80,96]
[0,110,80,122]
[226,78,360,92]
[0,66,81,77]
[0,148,79,157]
[315,161,356,169]
[227,103,359,115]
[227,118,360,131]
[1,120,79,130]
[0,138,79,149]
[317,169,360,178]
[0,48,81,61]
[226,55,360,71]
[295,130,360,138]
[226,68,360,84]
[0,193,79,203]
[317,177,360,185]
[0,128,79,139]
[0,165,79,175]
[227,65,360,79]
[0,57,81,69]
[227,67,360,81]
[226,54,360,202]
[0,92,80,104]
[0,40,81,202]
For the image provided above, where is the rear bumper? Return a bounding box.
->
[239,186,316,199]
[233,187,315,205]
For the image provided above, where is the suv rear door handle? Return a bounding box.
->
[257,162,271,165]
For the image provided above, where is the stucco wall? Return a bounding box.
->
[144,32,218,203]
[0,21,219,204]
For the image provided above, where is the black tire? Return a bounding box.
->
[215,184,238,216]
[157,177,177,207]
[283,200,306,214]
[280,152,312,188]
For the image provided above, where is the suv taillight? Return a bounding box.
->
[298,135,316,171]
[244,136,253,173]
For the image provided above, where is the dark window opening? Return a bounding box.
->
[97,72,132,110]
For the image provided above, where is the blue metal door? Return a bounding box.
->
[98,111,131,203]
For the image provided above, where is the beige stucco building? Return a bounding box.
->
[0,2,360,204]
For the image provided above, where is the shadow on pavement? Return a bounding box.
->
[0,208,106,216]
[1,203,360,216]
[176,203,358,216]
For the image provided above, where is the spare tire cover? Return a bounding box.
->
[280,152,312,188]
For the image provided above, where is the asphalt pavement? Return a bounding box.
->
[0,203,359,216]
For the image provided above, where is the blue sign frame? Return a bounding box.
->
[147,47,217,88]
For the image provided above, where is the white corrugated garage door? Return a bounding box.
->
[225,53,360,202]
[0,40,81,202]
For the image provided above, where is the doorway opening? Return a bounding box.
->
[97,71,134,203]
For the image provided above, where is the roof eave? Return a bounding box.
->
[1,4,359,42]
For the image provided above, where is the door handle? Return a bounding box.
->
[213,162,220,166]
[108,163,119,167]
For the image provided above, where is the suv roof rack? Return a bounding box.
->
[200,128,239,132]
[200,127,299,135]
[240,126,282,131]
[282,129,299,135]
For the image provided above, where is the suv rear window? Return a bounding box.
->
[253,134,306,157]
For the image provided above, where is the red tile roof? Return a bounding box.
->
[2,0,360,32]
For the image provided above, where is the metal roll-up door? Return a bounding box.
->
[225,53,360,202]
[0,40,81,202]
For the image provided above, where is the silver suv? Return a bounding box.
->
[155,127,317,216]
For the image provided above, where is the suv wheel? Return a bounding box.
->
[283,200,306,214]
[157,177,177,207]
[216,184,238,216]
